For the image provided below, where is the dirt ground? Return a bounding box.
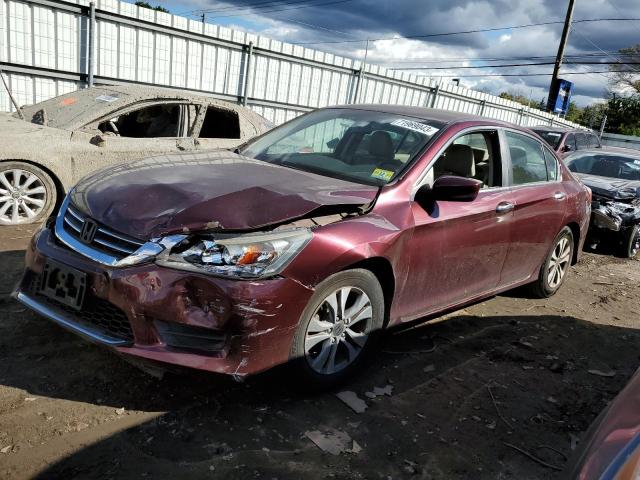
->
[0,224,639,480]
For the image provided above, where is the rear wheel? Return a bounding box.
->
[290,269,385,390]
[0,162,56,225]
[619,224,640,259]
[529,227,574,298]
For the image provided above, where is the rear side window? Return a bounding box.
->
[587,134,600,148]
[199,107,241,139]
[505,131,549,185]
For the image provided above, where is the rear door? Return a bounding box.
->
[499,130,567,286]
[398,128,514,319]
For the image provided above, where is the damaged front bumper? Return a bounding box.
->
[14,227,314,378]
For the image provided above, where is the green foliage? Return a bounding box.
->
[134,1,169,13]
[606,94,640,136]
[498,92,540,109]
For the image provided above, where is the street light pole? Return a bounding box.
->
[547,0,575,112]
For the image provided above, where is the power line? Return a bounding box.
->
[424,70,612,78]
[379,52,638,64]
[199,0,357,19]
[387,61,640,71]
[291,18,640,45]
[179,0,335,16]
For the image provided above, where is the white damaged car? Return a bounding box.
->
[0,85,272,225]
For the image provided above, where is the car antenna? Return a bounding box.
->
[0,67,25,120]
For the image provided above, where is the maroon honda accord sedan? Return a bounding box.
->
[14,106,591,387]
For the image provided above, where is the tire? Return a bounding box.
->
[619,224,640,259]
[0,161,57,225]
[290,269,385,390]
[529,226,574,298]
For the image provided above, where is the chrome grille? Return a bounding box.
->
[61,203,145,260]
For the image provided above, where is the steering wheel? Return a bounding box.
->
[108,120,120,136]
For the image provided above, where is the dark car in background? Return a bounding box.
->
[565,148,640,258]
[532,126,602,158]
[14,106,590,387]
[565,367,640,480]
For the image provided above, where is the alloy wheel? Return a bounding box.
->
[547,236,571,289]
[304,286,372,375]
[0,169,47,225]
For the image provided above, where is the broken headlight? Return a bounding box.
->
[156,229,312,279]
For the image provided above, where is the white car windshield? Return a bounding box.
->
[241,108,443,186]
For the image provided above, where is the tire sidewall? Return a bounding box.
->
[0,161,57,225]
[540,227,574,296]
[622,224,640,259]
[290,269,385,389]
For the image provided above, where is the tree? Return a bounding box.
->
[134,1,169,13]
[564,101,583,123]
[609,44,640,94]
[605,94,640,136]
[498,91,540,109]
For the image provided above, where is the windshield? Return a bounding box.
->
[240,108,443,185]
[566,153,640,180]
[532,129,564,149]
[15,88,130,129]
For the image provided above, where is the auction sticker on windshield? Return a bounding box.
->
[391,119,439,136]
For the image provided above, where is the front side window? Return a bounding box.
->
[505,131,550,185]
[241,109,443,185]
[576,133,589,150]
[97,103,193,138]
[587,134,601,148]
[432,131,502,188]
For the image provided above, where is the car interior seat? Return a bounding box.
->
[510,146,536,184]
[366,131,402,169]
[435,144,476,178]
[472,147,490,186]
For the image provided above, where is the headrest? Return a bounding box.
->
[368,131,394,161]
[443,144,475,177]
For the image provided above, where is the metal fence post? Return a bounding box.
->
[351,69,363,104]
[88,2,96,87]
[241,41,253,106]
[517,108,524,125]
[478,99,486,116]
[429,83,440,108]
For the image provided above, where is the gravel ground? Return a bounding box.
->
[0,224,639,480]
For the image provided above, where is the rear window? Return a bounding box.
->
[532,129,563,149]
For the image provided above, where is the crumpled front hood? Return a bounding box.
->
[578,173,640,201]
[70,151,379,239]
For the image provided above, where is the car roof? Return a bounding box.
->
[93,84,222,103]
[329,104,525,128]
[531,125,571,133]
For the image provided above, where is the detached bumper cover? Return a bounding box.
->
[16,228,314,377]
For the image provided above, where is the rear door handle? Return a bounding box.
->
[553,191,566,200]
[496,202,514,214]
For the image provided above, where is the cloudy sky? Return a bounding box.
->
[156,0,640,106]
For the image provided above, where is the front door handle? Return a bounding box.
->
[496,202,514,214]
[553,191,566,200]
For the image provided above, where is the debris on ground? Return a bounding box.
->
[588,369,616,377]
[305,429,362,455]
[364,385,394,399]
[423,364,436,373]
[335,391,368,413]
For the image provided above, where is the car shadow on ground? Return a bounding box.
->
[1,249,638,479]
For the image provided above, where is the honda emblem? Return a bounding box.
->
[79,219,98,244]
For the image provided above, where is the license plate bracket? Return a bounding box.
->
[40,260,87,311]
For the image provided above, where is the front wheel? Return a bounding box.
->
[0,161,57,225]
[529,226,574,298]
[619,224,640,259]
[290,269,385,390]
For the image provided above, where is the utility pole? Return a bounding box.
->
[201,13,205,24]
[547,0,575,112]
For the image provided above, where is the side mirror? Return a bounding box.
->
[90,134,106,147]
[562,144,572,153]
[415,175,481,210]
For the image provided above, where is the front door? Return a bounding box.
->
[397,129,514,321]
